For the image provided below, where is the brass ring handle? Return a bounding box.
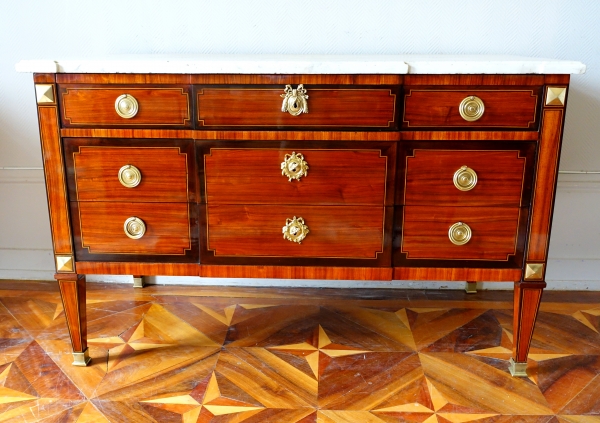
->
[124,217,146,239]
[282,216,309,244]
[448,222,472,245]
[118,165,142,188]
[115,94,139,119]
[453,166,478,191]
[281,84,309,116]
[459,96,485,122]
[281,152,309,181]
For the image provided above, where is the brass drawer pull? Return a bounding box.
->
[459,95,485,122]
[118,165,142,188]
[281,152,309,181]
[453,165,478,191]
[124,217,146,239]
[282,216,309,243]
[281,84,308,116]
[448,222,472,245]
[115,94,139,119]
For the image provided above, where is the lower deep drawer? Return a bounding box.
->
[72,202,197,261]
[399,206,523,262]
[204,205,387,260]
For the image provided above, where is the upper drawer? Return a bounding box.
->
[200,141,396,205]
[59,85,192,127]
[401,142,536,207]
[64,138,196,203]
[403,87,542,129]
[195,85,399,129]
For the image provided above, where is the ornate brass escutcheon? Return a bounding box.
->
[453,165,478,191]
[118,164,142,188]
[115,94,139,119]
[124,217,146,239]
[281,152,309,181]
[281,84,309,116]
[282,216,309,244]
[448,221,472,245]
[459,95,485,122]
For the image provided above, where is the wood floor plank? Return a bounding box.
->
[0,281,599,422]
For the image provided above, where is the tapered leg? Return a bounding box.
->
[56,273,90,366]
[510,280,546,376]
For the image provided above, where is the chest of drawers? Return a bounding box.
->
[17,55,585,377]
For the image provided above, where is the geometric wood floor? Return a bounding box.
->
[1,281,599,423]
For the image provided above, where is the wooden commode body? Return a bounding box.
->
[17,55,585,376]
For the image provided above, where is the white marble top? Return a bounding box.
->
[15,54,586,75]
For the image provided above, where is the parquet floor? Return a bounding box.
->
[1,281,599,422]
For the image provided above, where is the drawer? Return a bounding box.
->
[59,85,192,127]
[402,143,536,206]
[403,87,541,128]
[196,85,399,129]
[73,202,196,259]
[65,138,196,203]
[400,206,523,261]
[202,142,395,205]
[204,205,386,260]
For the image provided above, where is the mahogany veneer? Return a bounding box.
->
[403,87,541,128]
[28,67,576,377]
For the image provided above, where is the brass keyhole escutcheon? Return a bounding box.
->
[448,222,472,245]
[281,84,309,116]
[282,216,309,244]
[118,165,142,188]
[115,94,139,119]
[453,166,478,191]
[281,152,309,181]
[124,217,146,239]
[459,95,485,122]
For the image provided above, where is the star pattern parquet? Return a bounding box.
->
[0,281,599,422]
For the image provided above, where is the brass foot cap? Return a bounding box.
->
[72,348,91,367]
[465,282,477,294]
[133,277,145,288]
[508,357,528,377]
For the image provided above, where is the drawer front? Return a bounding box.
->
[60,86,192,127]
[400,206,522,261]
[403,88,541,128]
[403,147,534,207]
[75,202,194,257]
[65,138,196,203]
[204,205,385,259]
[203,144,394,205]
[196,86,398,129]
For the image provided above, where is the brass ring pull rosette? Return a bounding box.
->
[118,165,142,188]
[448,222,472,245]
[459,95,485,122]
[453,165,478,191]
[281,84,309,116]
[282,216,309,244]
[115,94,139,119]
[281,152,309,181]
[124,217,146,239]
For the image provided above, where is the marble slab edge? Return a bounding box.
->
[15,55,586,74]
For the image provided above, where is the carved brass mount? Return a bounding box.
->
[118,165,142,188]
[459,95,485,122]
[282,216,309,244]
[281,84,309,116]
[448,222,472,245]
[115,94,139,118]
[124,217,146,239]
[281,152,309,181]
[453,166,478,191]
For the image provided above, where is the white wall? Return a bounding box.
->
[1,0,599,288]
